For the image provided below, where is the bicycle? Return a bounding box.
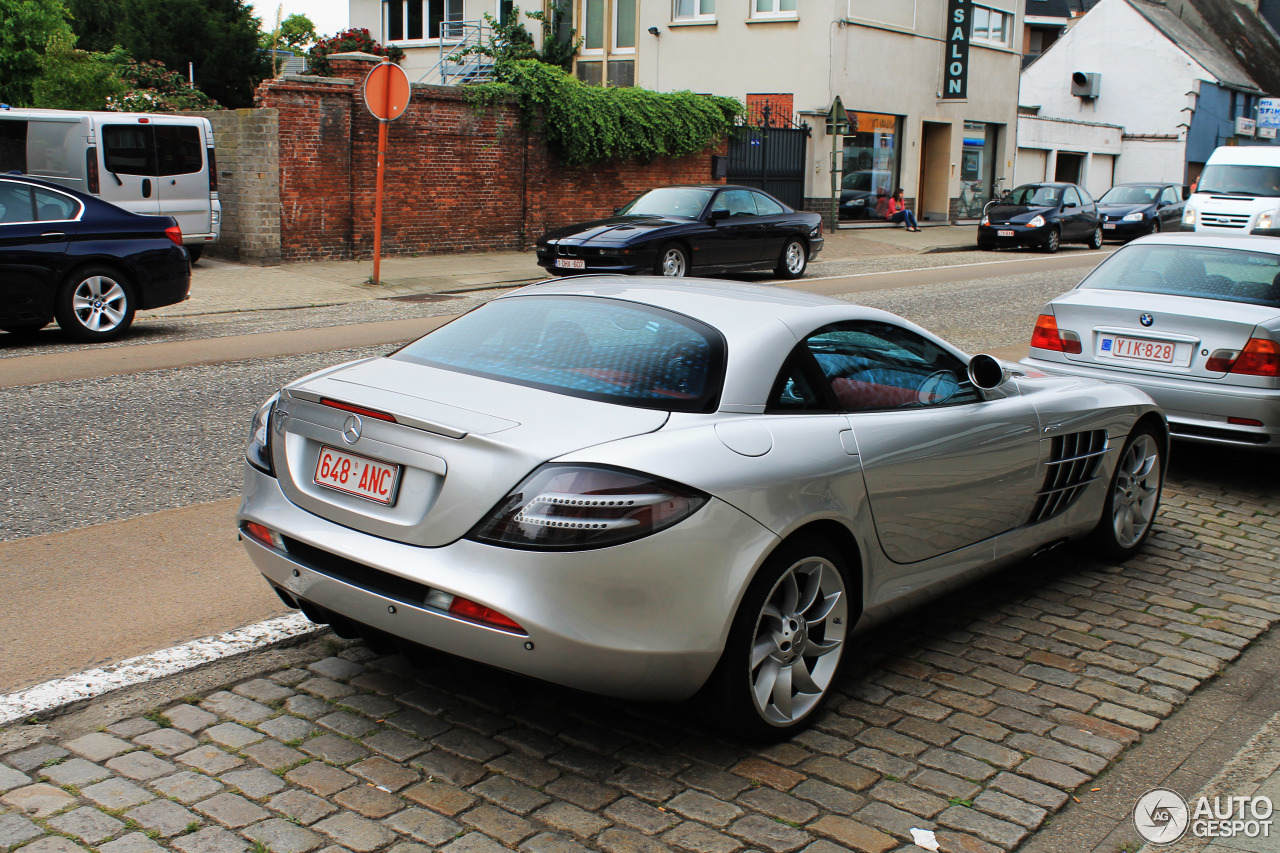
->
[982,176,1009,218]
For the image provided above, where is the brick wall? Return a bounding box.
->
[185,109,281,264]
[251,55,726,263]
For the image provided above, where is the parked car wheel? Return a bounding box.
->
[1151,219,1161,234]
[55,266,136,342]
[1087,226,1104,249]
[775,239,808,279]
[1088,424,1164,561]
[1040,227,1061,254]
[187,245,204,263]
[656,243,689,277]
[703,534,851,740]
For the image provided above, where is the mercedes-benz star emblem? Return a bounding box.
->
[1140,313,1154,327]
[342,415,362,445]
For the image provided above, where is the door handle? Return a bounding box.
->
[142,179,152,198]
[40,232,66,239]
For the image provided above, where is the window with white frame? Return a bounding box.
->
[582,0,606,51]
[613,0,636,50]
[384,0,464,41]
[753,0,797,17]
[971,5,1011,46]
[673,0,715,21]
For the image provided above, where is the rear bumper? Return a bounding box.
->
[1022,353,1280,449]
[237,465,779,700]
[137,246,192,310]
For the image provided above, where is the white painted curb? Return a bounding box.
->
[0,613,321,726]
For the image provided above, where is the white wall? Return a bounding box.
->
[1018,0,1208,136]
[1015,147,1047,184]
[1115,137,1187,183]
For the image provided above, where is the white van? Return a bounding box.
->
[0,108,220,260]
[1182,145,1280,237]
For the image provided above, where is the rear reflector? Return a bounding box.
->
[425,590,525,634]
[243,522,283,549]
[320,398,397,422]
[1228,417,1264,427]
[1030,314,1081,353]
[86,148,99,195]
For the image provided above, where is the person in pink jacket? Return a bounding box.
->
[885,188,920,231]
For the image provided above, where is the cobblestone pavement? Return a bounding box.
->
[2,445,1278,853]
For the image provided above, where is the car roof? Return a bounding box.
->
[1126,233,1280,253]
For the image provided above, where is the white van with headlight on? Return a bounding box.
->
[1183,145,1280,237]
[0,108,220,261]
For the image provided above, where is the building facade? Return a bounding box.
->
[351,0,1026,224]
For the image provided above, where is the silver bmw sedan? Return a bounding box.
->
[239,277,1164,738]
[1021,234,1280,450]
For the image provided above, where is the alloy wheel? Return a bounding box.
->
[785,242,805,274]
[72,275,129,333]
[1111,434,1161,549]
[660,247,687,277]
[749,556,847,726]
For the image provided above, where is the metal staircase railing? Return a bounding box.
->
[417,20,496,86]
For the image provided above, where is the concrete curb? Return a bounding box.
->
[0,614,321,727]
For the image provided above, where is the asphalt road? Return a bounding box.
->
[0,251,1105,692]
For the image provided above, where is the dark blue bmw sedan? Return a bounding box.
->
[0,174,190,342]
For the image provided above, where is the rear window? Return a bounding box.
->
[1198,164,1280,197]
[1080,244,1280,308]
[156,125,203,176]
[393,295,726,413]
[103,125,155,176]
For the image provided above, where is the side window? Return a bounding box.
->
[155,126,203,176]
[752,192,784,215]
[0,120,27,173]
[1161,186,1181,205]
[1064,188,1081,207]
[33,187,79,221]
[766,350,828,412]
[803,322,977,413]
[0,182,34,223]
[102,125,156,176]
[1078,186,1094,206]
[711,189,757,218]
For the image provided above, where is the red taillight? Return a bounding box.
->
[207,148,217,192]
[165,225,183,246]
[86,147,100,194]
[1229,417,1264,426]
[1207,339,1280,376]
[1232,338,1280,376]
[1030,314,1080,353]
[320,398,397,422]
[447,596,526,634]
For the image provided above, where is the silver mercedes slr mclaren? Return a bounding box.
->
[238,277,1167,738]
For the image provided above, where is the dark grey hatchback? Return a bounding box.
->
[0,174,190,342]
[978,182,1103,253]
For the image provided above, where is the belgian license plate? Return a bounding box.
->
[997,230,1015,237]
[1103,223,1117,229]
[555,258,586,269]
[1101,335,1175,363]
[314,446,400,505]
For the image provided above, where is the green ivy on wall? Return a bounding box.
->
[468,59,743,168]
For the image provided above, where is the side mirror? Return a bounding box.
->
[708,209,730,222]
[968,354,1008,390]
[1063,201,1077,209]
[1183,187,1192,200]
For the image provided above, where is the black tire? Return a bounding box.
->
[654,243,689,277]
[1087,225,1103,249]
[1087,423,1165,561]
[187,245,204,263]
[54,266,136,342]
[1151,219,1162,235]
[774,238,808,279]
[700,535,854,740]
[1040,227,1061,254]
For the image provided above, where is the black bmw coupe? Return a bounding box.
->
[535,185,824,279]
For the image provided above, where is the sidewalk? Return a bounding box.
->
[153,224,980,319]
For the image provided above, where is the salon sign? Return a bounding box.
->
[943,0,972,99]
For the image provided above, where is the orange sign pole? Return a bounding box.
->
[372,118,388,285]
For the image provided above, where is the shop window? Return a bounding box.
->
[971,5,1011,47]
[673,0,715,21]
[842,111,902,219]
[384,0,464,42]
[753,0,797,18]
